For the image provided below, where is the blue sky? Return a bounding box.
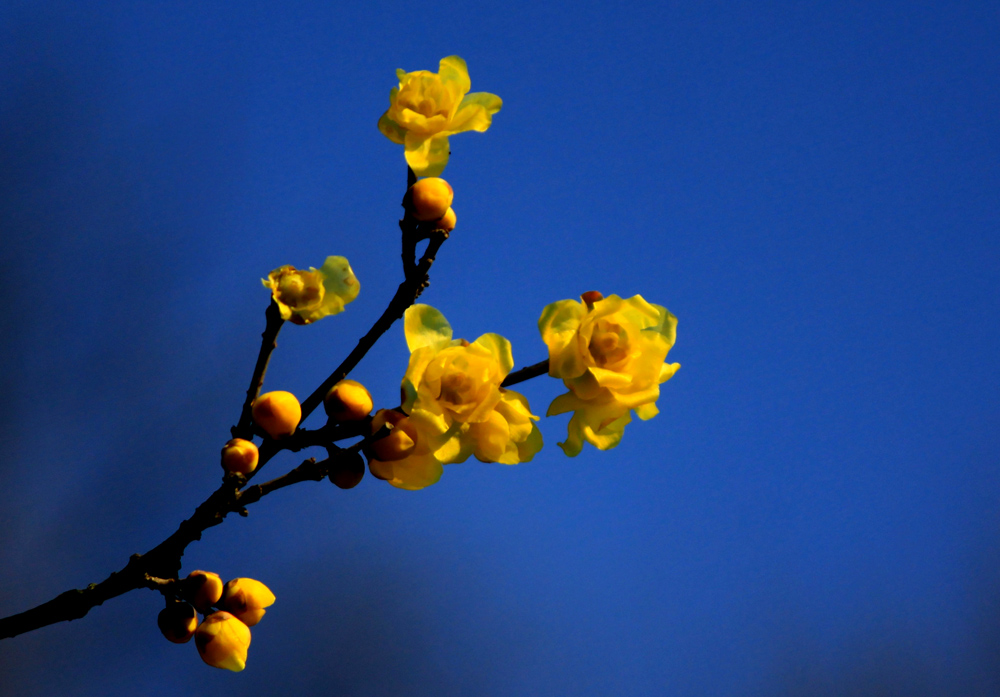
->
[1,1,998,695]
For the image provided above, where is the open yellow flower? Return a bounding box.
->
[539,293,680,456]
[378,56,502,177]
[370,305,541,490]
[262,256,359,325]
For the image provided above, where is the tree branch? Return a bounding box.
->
[502,359,550,388]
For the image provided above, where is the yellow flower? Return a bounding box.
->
[539,293,680,456]
[404,306,542,461]
[378,56,502,177]
[262,256,359,325]
[221,578,276,628]
[195,611,251,672]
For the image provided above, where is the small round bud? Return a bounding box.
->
[221,578,276,627]
[157,601,198,644]
[187,570,224,614]
[195,611,251,672]
[220,438,259,475]
[580,290,604,309]
[324,380,373,422]
[369,409,416,462]
[252,391,302,439]
[409,178,454,221]
[434,207,456,233]
[329,451,366,489]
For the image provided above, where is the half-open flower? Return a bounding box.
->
[262,256,359,325]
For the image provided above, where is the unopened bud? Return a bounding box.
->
[252,391,302,439]
[221,578,276,627]
[324,380,373,422]
[221,438,259,475]
[329,451,366,489]
[195,611,251,672]
[408,178,454,221]
[369,409,416,461]
[580,290,604,309]
[157,601,197,644]
[434,207,456,233]
[187,570,223,614]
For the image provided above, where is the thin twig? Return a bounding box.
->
[232,301,284,440]
[501,359,550,387]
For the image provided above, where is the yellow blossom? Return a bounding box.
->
[221,578,275,628]
[195,611,251,672]
[404,306,542,462]
[378,56,502,177]
[262,256,359,325]
[539,293,680,456]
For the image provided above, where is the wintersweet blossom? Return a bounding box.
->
[378,56,502,177]
[369,305,541,490]
[539,293,680,456]
[262,256,359,325]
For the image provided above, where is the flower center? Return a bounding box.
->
[276,270,323,310]
[439,371,475,406]
[589,322,629,367]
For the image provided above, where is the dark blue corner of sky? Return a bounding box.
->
[1,1,998,695]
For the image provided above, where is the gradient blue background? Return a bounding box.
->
[1,1,999,695]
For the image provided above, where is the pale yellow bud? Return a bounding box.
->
[324,380,373,422]
[195,611,251,672]
[252,391,302,439]
[157,602,197,644]
[409,177,454,221]
[221,578,276,627]
[220,438,259,475]
[187,570,223,614]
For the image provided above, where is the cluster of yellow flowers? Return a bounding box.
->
[245,55,681,493]
[177,56,681,672]
[157,571,275,672]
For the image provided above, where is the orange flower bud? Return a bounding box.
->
[187,570,223,614]
[328,451,366,489]
[435,207,456,233]
[157,601,197,644]
[324,380,373,422]
[409,177,454,221]
[221,578,276,627]
[195,611,251,672]
[580,290,604,309]
[369,409,416,461]
[252,391,301,439]
[220,438,259,475]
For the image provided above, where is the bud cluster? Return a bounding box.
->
[156,570,275,672]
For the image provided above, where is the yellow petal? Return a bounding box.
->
[404,304,453,352]
[660,362,681,383]
[449,92,503,133]
[516,422,543,462]
[438,55,471,95]
[377,112,406,144]
[539,299,588,378]
[470,410,511,463]
[472,333,514,377]
[634,402,659,421]
[404,132,451,177]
